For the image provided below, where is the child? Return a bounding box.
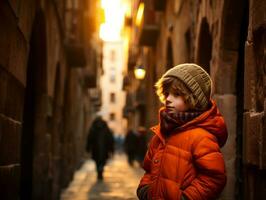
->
[137,63,228,200]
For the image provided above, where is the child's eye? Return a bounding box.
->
[164,92,169,96]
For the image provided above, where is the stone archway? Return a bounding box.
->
[196,17,212,73]
[166,38,174,69]
[20,10,49,200]
[217,1,249,200]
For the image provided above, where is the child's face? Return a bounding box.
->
[164,92,189,113]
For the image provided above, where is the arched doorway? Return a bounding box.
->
[220,0,249,199]
[166,38,174,69]
[196,18,212,73]
[20,11,48,200]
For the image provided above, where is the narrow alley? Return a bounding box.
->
[61,154,143,200]
[1,0,266,200]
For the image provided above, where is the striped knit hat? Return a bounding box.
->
[162,63,212,110]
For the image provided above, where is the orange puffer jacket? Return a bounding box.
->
[138,100,228,200]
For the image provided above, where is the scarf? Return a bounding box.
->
[160,108,203,136]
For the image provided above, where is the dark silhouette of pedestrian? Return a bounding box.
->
[124,129,138,166]
[114,134,124,153]
[135,127,148,166]
[86,116,114,180]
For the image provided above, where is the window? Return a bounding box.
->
[110,113,116,121]
[110,67,116,83]
[110,74,116,83]
[110,93,116,103]
[110,50,116,62]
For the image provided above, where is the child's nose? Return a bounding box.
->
[165,100,171,106]
[166,94,172,102]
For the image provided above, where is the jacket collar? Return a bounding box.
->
[150,99,228,147]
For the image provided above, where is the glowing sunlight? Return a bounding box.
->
[100,0,126,41]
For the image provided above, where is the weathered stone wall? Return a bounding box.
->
[0,0,97,199]
[134,0,265,199]
[242,0,266,199]
[0,1,35,199]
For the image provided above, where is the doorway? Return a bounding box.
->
[20,11,47,200]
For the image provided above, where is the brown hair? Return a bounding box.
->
[155,76,197,110]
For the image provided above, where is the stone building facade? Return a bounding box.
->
[124,0,266,199]
[100,41,127,136]
[0,0,102,199]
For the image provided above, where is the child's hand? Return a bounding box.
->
[181,194,188,200]
[137,185,150,200]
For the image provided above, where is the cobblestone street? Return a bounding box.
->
[60,154,143,200]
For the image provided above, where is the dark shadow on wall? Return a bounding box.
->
[51,63,63,200]
[196,17,212,73]
[166,38,173,69]
[20,10,48,200]
[235,0,248,199]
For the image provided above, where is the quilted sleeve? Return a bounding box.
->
[183,134,226,200]
[138,136,157,188]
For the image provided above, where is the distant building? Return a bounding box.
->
[100,41,127,137]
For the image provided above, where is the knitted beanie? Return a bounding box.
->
[162,63,212,110]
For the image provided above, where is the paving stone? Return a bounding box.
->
[60,154,144,200]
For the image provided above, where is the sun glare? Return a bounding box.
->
[136,2,144,26]
[100,0,125,41]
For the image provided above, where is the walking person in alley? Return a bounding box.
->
[124,129,139,166]
[135,126,148,167]
[137,63,228,200]
[86,116,114,180]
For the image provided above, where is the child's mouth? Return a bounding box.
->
[166,106,174,109]
[166,106,175,112]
